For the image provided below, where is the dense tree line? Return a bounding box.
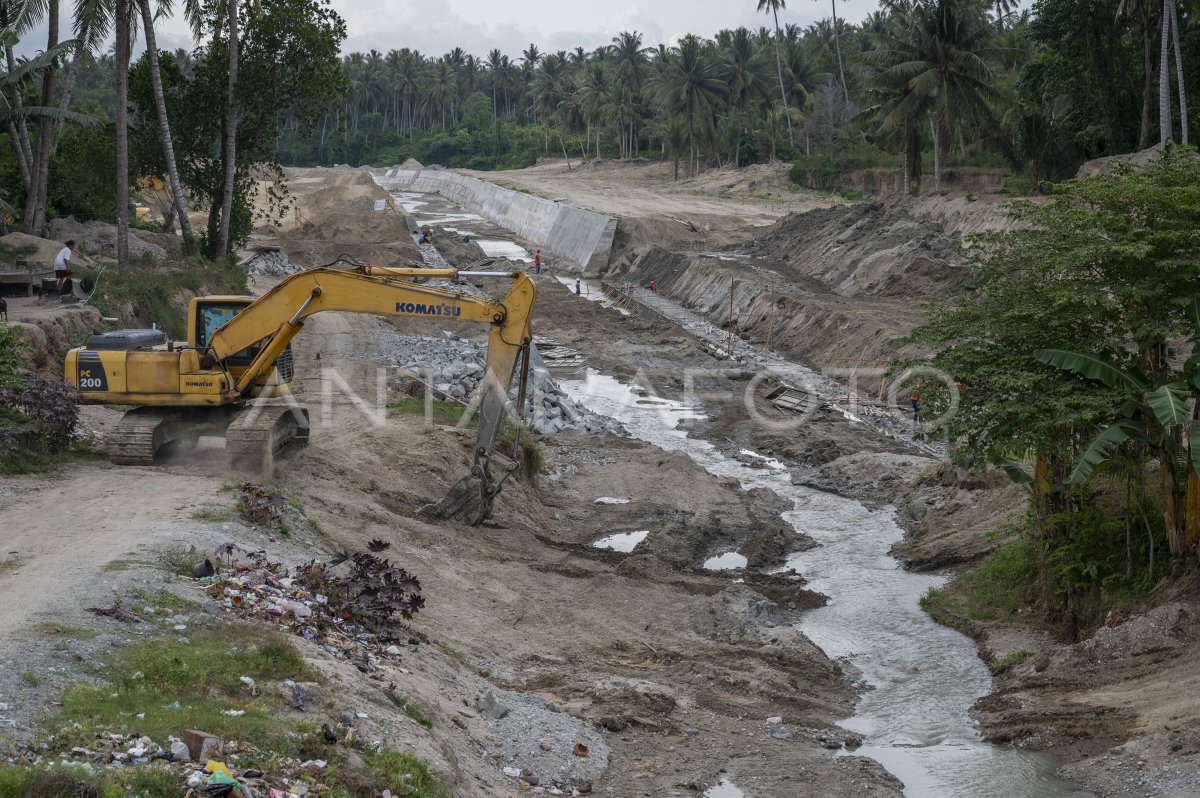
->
[279,0,1198,192]
[0,0,1197,261]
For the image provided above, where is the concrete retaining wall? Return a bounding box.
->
[375,168,616,275]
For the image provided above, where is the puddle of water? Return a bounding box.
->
[594,496,631,505]
[703,552,748,570]
[553,276,631,315]
[704,779,745,798]
[557,370,1091,798]
[593,530,649,553]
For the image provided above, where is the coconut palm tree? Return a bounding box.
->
[138,0,195,251]
[649,34,727,175]
[721,26,771,111]
[115,0,129,265]
[215,0,238,256]
[576,59,611,158]
[817,0,847,100]
[756,0,794,145]
[611,31,649,158]
[861,0,1001,191]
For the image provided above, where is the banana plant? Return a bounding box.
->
[1034,299,1200,557]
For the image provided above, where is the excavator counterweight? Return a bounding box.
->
[65,264,536,525]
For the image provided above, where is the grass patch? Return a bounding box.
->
[992,650,1033,673]
[0,761,181,798]
[35,623,99,641]
[156,545,202,577]
[388,397,543,477]
[0,554,28,576]
[21,669,40,687]
[387,396,468,425]
[99,557,144,573]
[46,625,316,762]
[437,643,469,668]
[132,587,195,612]
[362,749,451,798]
[921,536,1038,624]
[192,506,236,523]
[80,255,248,339]
[387,690,433,729]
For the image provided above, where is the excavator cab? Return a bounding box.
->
[190,297,295,387]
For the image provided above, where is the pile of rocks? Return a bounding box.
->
[385,332,624,436]
[243,247,301,277]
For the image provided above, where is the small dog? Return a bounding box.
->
[0,296,7,321]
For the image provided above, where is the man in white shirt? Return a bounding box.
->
[54,239,75,292]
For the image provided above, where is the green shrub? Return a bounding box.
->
[0,378,80,473]
[0,324,28,393]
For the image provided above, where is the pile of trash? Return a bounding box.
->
[384,332,625,436]
[19,728,335,797]
[243,247,302,277]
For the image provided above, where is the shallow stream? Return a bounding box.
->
[558,371,1091,798]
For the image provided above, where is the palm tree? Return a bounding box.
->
[861,0,1001,191]
[611,31,649,158]
[756,0,794,145]
[1159,0,1187,145]
[115,0,129,266]
[649,35,727,175]
[818,0,847,100]
[486,48,503,123]
[576,59,611,158]
[216,0,238,256]
[1169,0,1187,146]
[139,0,195,251]
[721,27,770,111]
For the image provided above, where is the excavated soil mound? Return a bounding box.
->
[253,168,421,268]
[49,218,179,262]
[0,232,94,270]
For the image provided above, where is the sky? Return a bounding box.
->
[16,0,887,60]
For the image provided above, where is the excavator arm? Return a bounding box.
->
[206,266,537,525]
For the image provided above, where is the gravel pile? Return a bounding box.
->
[382,332,625,436]
[243,248,301,277]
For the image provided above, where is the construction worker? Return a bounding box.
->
[575,278,581,295]
[54,240,75,293]
[533,248,542,274]
[650,279,656,293]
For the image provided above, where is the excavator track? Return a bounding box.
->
[110,407,237,465]
[109,408,175,465]
[226,403,310,472]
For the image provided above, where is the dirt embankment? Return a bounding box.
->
[607,200,969,390]
[5,303,101,378]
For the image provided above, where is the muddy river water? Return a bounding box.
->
[558,371,1092,798]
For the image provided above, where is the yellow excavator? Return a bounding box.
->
[64,263,537,524]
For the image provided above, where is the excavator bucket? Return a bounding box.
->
[420,466,498,526]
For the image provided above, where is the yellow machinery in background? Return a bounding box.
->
[65,264,537,524]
